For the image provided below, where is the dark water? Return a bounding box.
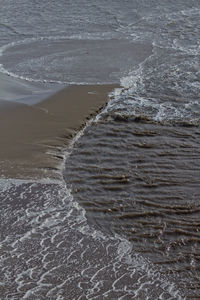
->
[1,0,200,298]
[57,2,200,298]
[64,119,200,298]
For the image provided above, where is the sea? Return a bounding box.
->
[1,0,200,299]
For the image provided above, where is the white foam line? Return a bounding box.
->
[0,34,119,84]
[0,34,115,57]
[56,110,185,299]
[0,38,186,298]
[60,116,96,175]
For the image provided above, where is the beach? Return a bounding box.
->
[0,73,117,179]
[0,75,183,299]
[1,0,200,298]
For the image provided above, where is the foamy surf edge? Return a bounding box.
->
[0,107,186,299]
[0,176,185,299]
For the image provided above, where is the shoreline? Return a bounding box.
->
[0,76,118,179]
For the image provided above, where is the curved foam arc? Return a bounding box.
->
[0,61,93,84]
[95,56,150,121]
[0,33,116,56]
[115,7,200,101]
[61,113,185,298]
[119,41,159,90]
[0,39,64,84]
[97,42,200,126]
[0,33,121,84]
[0,37,57,83]
[0,110,185,297]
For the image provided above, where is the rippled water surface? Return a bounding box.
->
[1,0,200,298]
[64,118,200,298]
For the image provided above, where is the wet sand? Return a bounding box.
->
[0,76,184,299]
[0,76,117,179]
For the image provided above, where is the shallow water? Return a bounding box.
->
[0,178,184,299]
[0,38,152,84]
[1,0,200,298]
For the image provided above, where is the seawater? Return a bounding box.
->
[1,0,200,298]
[0,178,184,299]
